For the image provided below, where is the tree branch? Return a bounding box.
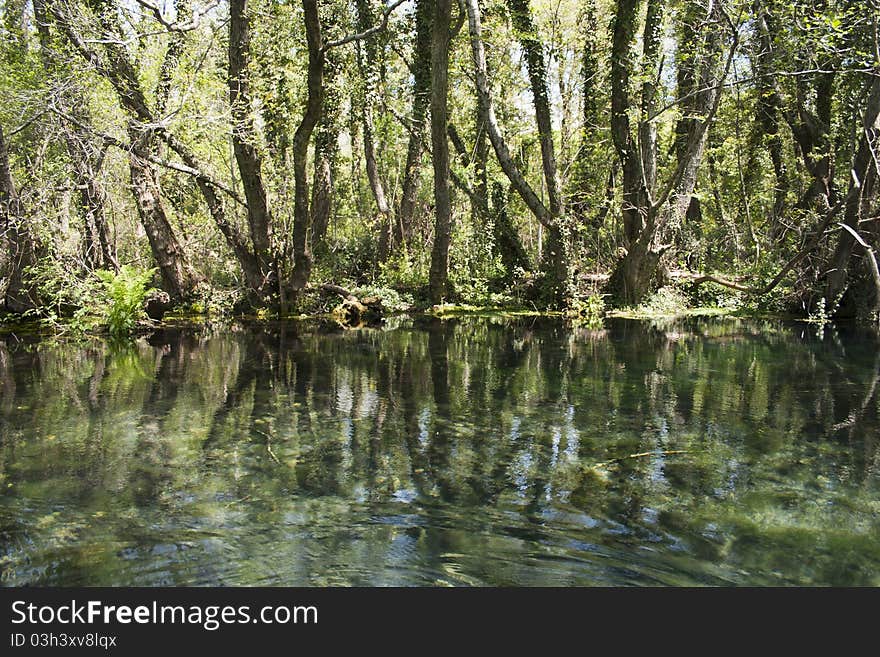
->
[651,5,739,215]
[134,0,220,33]
[690,192,850,295]
[322,0,406,51]
[47,105,246,207]
[464,0,552,227]
[647,68,877,124]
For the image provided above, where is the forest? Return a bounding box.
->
[0,0,878,329]
[3,0,880,591]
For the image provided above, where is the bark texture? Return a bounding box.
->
[395,0,434,254]
[0,126,40,313]
[823,74,880,314]
[289,0,324,294]
[429,0,453,304]
[229,0,275,293]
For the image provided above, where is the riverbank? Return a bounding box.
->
[0,301,841,343]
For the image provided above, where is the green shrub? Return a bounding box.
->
[569,293,606,327]
[637,285,690,315]
[24,255,92,312]
[378,252,426,291]
[353,285,415,314]
[95,266,157,337]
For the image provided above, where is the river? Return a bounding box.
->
[1,316,878,585]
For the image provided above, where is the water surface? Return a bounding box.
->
[1,316,878,586]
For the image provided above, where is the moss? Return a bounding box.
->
[608,306,732,320]
[427,304,559,319]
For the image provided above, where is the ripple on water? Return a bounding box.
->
[1,317,879,585]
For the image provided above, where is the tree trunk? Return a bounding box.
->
[465,0,569,306]
[473,109,489,226]
[229,0,275,294]
[310,36,342,248]
[608,0,646,249]
[33,0,116,272]
[606,0,730,306]
[50,1,217,301]
[0,126,39,313]
[127,127,201,302]
[606,0,652,303]
[755,2,836,212]
[606,236,664,306]
[792,69,836,211]
[310,122,338,250]
[824,74,880,313]
[429,0,453,304]
[750,2,789,236]
[506,0,569,305]
[638,0,662,192]
[491,182,531,280]
[289,0,324,295]
[395,0,434,254]
[465,0,550,226]
[76,159,116,271]
[61,121,116,272]
[354,0,393,261]
[158,0,262,294]
[48,0,269,298]
[569,0,602,224]
[447,119,528,282]
[506,0,561,217]
[666,3,722,235]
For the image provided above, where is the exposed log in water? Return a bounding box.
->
[317,283,383,327]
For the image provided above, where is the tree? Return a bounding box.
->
[394,0,434,256]
[823,73,880,315]
[604,0,736,306]
[0,125,40,312]
[1,0,877,323]
[428,0,453,303]
[354,0,393,261]
[229,0,277,299]
[464,0,569,307]
[48,0,205,301]
[34,0,116,273]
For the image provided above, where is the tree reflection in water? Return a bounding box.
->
[1,316,878,585]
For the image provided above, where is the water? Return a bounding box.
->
[1,315,878,586]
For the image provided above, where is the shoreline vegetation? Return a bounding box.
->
[2,0,879,338]
[0,288,841,342]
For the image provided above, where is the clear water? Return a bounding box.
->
[1,316,878,586]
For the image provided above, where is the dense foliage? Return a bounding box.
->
[0,0,878,323]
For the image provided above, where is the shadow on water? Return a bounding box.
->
[1,316,879,585]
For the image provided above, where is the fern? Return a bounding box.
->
[95,266,157,337]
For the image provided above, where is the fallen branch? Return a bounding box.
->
[315,283,385,327]
[838,222,880,317]
[318,283,360,302]
[686,193,851,295]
